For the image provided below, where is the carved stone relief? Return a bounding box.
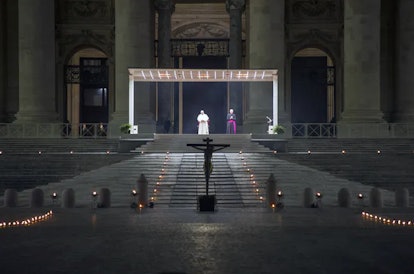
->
[287,0,342,23]
[173,22,229,39]
[57,0,114,24]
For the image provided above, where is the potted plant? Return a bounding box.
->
[272,125,285,134]
[120,123,132,134]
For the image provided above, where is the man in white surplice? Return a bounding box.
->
[197,110,209,135]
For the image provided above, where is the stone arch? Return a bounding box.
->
[289,44,337,67]
[65,44,108,66]
[57,28,114,62]
[288,46,338,125]
[286,29,343,124]
[287,28,340,64]
[63,46,112,135]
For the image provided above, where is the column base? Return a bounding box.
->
[244,109,272,134]
[336,123,391,138]
[14,111,58,123]
[0,113,14,123]
[108,111,129,137]
[340,109,385,123]
[109,112,156,135]
[392,112,414,123]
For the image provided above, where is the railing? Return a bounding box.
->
[291,123,336,138]
[0,123,111,138]
[1,122,414,138]
[289,123,414,138]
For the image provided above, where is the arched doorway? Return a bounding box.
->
[65,48,109,135]
[291,48,335,123]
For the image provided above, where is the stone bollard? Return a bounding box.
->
[137,174,148,207]
[337,188,351,208]
[395,187,409,208]
[369,187,383,208]
[266,173,277,207]
[30,188,44,208]
[98,188,111,208]
[303,187,314,208]
[62,188,75,208]
[4,189,18,207]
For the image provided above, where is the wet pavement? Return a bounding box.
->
[1,206,414,274]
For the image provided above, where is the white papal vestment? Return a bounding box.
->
[197,113,209,134]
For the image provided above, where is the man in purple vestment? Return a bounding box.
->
[226,108,236,134]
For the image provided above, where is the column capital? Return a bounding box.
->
[226,0,245,13]
[154,0,175,13]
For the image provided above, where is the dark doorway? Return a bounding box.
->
[177,56,227,134]
[80,58,109,123]
[291,57,328,123]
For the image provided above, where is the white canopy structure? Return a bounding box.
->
[128,68,278,132]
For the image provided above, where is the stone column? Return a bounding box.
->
[395,0,414,122]
[0,0,5,121]
[380,0,396,122]
[5,0,18,122]
[227,0,244,69]
[14,0,58,122]
[226,0,245,131]
[155,0,174,133]
[244,0,285,134]
[112,0,155,134]
[341,0,384,124]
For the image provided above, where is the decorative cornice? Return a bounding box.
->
[292,0,336,17]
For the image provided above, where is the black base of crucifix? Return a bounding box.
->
[198,195,216,212]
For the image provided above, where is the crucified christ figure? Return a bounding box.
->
[187,137,230,196]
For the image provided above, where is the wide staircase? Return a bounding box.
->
[0,138,134,194]
[0,136,411,208]
[135,134,271,153]
[0,138,120,153]
[280,138,414,195]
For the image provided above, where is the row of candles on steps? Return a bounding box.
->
[240,150,265,203]
[0,210,53,229]
[152,151,169,203]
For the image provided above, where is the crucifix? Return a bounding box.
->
[187,137,230,196]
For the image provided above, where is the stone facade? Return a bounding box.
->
[0,0,413,137]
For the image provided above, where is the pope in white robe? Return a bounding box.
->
[197,110,209,134]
